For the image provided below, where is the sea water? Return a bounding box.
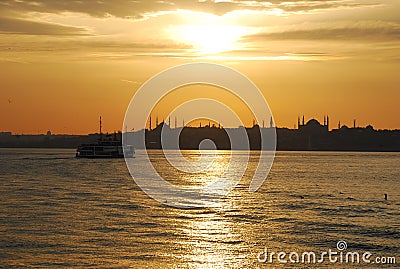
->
[0,149,399,268]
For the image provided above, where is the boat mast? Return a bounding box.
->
[99,116,102,141]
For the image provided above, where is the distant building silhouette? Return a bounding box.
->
[1,116,400,151]
[298,117,329,132]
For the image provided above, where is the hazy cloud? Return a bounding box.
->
[121,79,141,84]
[0,17,88,35]
[243,21,400,42]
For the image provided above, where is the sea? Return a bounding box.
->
[0,148,399,268]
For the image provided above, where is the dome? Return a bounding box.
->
[366,125,374,130]
[305,119,322,126]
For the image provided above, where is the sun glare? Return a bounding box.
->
[172,24,249,54]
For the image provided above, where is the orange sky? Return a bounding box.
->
[0,0,399,134]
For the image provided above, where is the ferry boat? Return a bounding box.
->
[76,117,135,158]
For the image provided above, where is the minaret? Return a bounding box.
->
[298,116,300,129]
[262,120,265,128]
[156,116,158,127]
[353,119,356,128]
[168,117,171,127]
[338,120,341,129]
[302,115,305,125]
[327,115,329,130]
[324,115,326,126]
[149,115,152,130]
[270,116,273,128]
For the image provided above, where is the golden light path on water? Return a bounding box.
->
[156,150,244,268]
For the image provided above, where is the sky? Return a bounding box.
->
[0,0,399,134]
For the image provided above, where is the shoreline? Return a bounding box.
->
[1,147,400,153]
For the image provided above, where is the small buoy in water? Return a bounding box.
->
[384,194,388,200]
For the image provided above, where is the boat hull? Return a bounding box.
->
[76,155,125,158]
[76,143,135,159]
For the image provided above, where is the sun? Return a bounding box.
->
[172,24,249,54]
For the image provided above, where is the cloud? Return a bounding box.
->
[0,0,387,37]
[272,0,379,13]
[121,79,141,84]
[0,0,381,20]
[0,17,88,35]
[0,0,235,19]
[243,21,400,42]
